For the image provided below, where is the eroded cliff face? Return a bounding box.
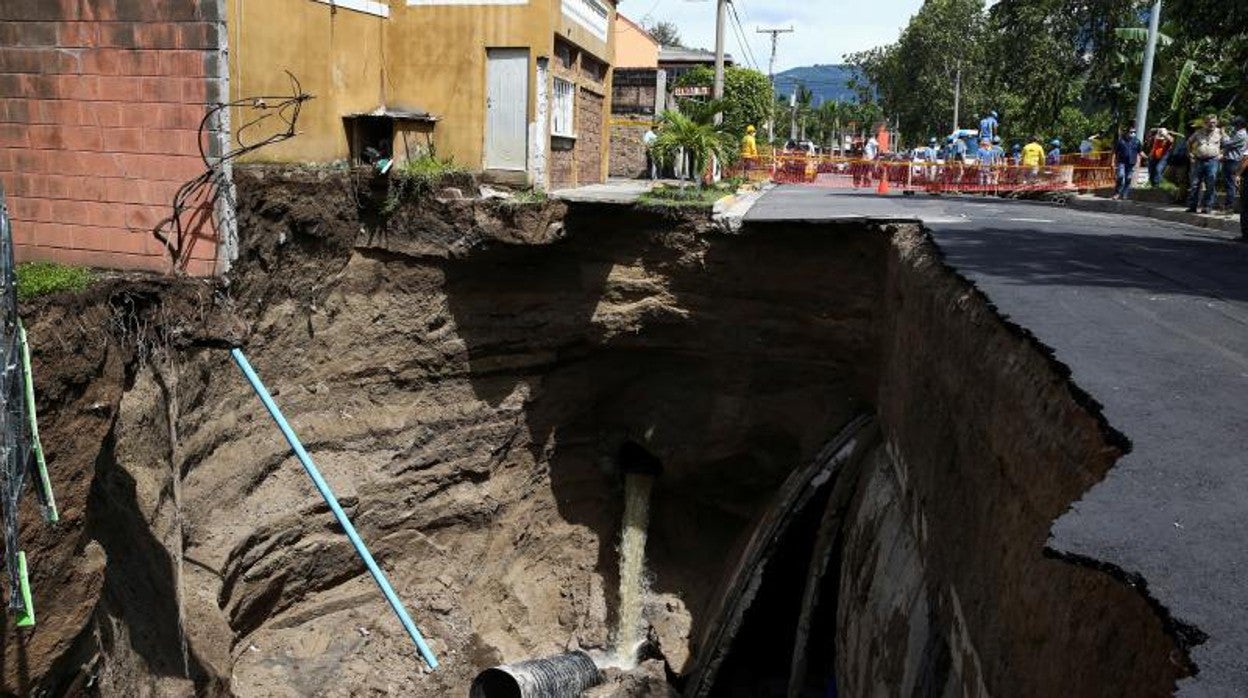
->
[0,169,1194,697]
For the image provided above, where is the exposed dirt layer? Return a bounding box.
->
[0,167,1195,697]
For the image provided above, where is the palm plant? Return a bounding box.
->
[651,104,735,189]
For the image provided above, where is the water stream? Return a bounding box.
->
[613,472,654,666]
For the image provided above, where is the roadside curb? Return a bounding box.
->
[713,182,775,233]
[1066,195,1241,234]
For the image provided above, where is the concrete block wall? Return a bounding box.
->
[0,0,227,276]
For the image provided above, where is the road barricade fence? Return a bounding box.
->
[729,153,1116,194]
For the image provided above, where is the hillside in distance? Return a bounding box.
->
[773,64,859,104]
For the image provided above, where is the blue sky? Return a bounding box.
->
[626,0,927,72]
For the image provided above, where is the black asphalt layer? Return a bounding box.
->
[747,186,1248,696]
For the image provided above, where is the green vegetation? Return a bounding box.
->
[16,262,93,300]
[650,107,737,188]
[506,189,548,205]
[396,154,467,191]
[639,183,737,209]
[846,0,1248,146]
[377,154,470,217]
[674,66,775,142]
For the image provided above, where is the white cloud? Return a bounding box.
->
[628,0,925,72]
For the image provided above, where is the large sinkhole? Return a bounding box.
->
[8,172,1195,696]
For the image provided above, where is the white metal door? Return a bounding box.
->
[485,48,529,171]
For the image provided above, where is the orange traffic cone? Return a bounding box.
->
[876,172,890,195]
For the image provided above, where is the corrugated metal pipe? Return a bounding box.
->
[469,651,602,698]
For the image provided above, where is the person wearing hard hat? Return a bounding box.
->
[979,111,1000,142]
[741,125,759,157]
[741,125,759,173]
[1046,139,1063,166]
[1022,136,1045,183]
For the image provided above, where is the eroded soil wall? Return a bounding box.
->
[829,234,1186,696]
[0,170,1192,697]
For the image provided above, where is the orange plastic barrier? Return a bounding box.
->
[731,154,1116,194]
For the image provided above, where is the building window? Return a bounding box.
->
[552,78,575,137]
[555,42,575,71]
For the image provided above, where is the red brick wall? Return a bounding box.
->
[0,0,226,276]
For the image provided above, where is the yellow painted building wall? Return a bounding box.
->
[613,14,657,68]
[385,2,553,172]
[228,0,616,184]
[227,0,387,163]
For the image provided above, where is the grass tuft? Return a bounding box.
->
[16,262,93,301]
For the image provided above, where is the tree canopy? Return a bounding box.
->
[645,21,683,48]
[844,0,1247,147]
[673,66,775,139]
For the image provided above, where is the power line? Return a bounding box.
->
[727,0,760,70]
[727,2,760,70]
[638,0,664,26]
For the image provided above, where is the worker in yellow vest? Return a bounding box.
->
[741,125,759,173]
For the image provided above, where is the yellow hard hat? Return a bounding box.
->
[746,125,756,133]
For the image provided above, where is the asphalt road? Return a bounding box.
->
[748,186,1248,696]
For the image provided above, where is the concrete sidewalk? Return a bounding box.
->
[1067,193,1244,236]
[551,178,659,204]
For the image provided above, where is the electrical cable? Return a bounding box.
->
[727,1,761,71]
[728,0,762,69]
[153,71,313,273]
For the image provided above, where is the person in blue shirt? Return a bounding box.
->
[954,136,970,160]
[938,136,954,161]
[1010,143,1023,166]
[979,111,999,142]
[1046,139,1063,166]
[976,138,1001,190]
[1113,126,1144,200]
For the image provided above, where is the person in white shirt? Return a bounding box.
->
[642,127,659,180]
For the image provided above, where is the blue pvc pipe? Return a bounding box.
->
[230,348,439,670]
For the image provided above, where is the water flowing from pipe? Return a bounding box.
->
[613,472,654,667]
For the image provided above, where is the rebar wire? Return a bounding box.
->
[153,72,313,273]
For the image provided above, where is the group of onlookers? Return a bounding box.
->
[1108,114,1247,240]
[1116,115,1247,229]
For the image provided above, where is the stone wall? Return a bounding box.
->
[549,38,606,189]
[576,88,605,185]
[609,122,649,179]
[0,0,227,275]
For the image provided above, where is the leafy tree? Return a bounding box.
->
[673,66,775,140]
[645,21,684,48]
[845,0,1160,147]
[1164,0,1248,117]
[846,0,988,140]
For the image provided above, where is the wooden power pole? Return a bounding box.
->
[758,26,793,143]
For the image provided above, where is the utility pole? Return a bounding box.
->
[758,26,793,144]
[1135,0,1163,135]
[790,91,798,141]
[713,0,727,125]
[952,62,962,133]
